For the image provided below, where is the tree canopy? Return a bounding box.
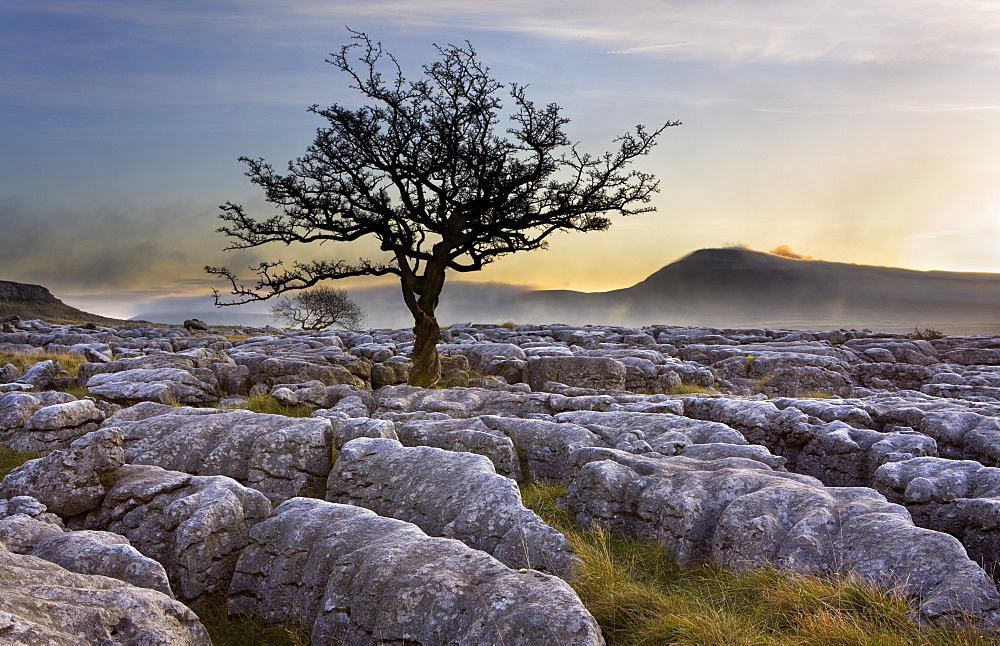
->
[270,286,365,331]
[208,30,678,385]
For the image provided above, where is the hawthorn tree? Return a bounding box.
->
[270,286,365,331]
[208,30,678,387]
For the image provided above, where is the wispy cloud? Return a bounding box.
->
[10,0,999,64]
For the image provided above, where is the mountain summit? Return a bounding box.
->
[525,248,1000,334]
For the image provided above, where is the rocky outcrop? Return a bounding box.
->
[0,428,272,602]
[327,438,577,576]
[683,396,938,487]
[7,317,1000,633]
[874,457,1000,580]
[0,427,125,516]
[0,390,76,447]
[87,367,221,404]
[103,403,334,502]
[0,549,210,645]
[394,416,523,479]
[79,464,272,601]
[524,356,627,392]
[554,410,749,454]
[562,448,1000,622]
[0,281,54,302]
[228,498,604,645]
[11,398,110,452]
[479,415,602,482]
[0,499,173,596]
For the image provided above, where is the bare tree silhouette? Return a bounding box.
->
[208,30,677,386]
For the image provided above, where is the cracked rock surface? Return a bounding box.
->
[229,498,604,646]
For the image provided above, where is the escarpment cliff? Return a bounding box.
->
[0,280,119,324]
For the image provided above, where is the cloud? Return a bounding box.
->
[769,245,815,261]
[10,0,999,66]
[0,198,263,294]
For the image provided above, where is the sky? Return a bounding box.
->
[1,0,998,320]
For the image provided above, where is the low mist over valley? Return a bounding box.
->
[119,248,1000,335]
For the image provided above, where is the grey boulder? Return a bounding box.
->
[228,498,604,645]
[327,437,576,576]
[86,367,221,404]
[0,549,210,645]
[563,449,1000,622]
[103,403,334,503]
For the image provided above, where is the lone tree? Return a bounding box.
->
[270,286,365,331]
[208,30,678,386]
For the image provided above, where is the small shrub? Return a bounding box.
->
[499,321,519,329]
[910,326,945,340]
[799,388,834,399]
[241,394,314,418]
[269,286,365,331]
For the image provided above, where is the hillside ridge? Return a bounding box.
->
[0,279,122,324]
[523,248,1000,334]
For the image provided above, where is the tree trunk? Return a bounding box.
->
[409,311,441,387]
[400,257,446,388]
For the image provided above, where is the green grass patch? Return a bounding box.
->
[520,482,997,646]
[241,394,315,417]
[798,388,834,399]
[0,349,88,379]
[0,446,44,479]
[53,384,91,399]
[194,598,310,646]
[667,382,717,395]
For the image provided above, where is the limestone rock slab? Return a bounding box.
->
[327,437,576,576]
[0,550,209,645]
[563,449,1000,622]
[228,498,604,646]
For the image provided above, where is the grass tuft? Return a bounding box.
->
[799,388,834,399]
[194,597,310,646]
[0,446,44,479]
[519,482,997,646]
[241,394,315,417]
[53,384,91,399]
[215,329,256,343]
[668,382,717,395]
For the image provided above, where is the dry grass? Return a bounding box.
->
[798,388,835,399]
[0,349,88,378]
[668,382,717,395]
[215,329,257,343]
[0,447,44,479]
[241,394,315,417]
[520,482,998,646]
[194,598,310,646]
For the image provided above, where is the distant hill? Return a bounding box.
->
[522,248,1000,334]
[0,280,123,325]
[21,248,999,333]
